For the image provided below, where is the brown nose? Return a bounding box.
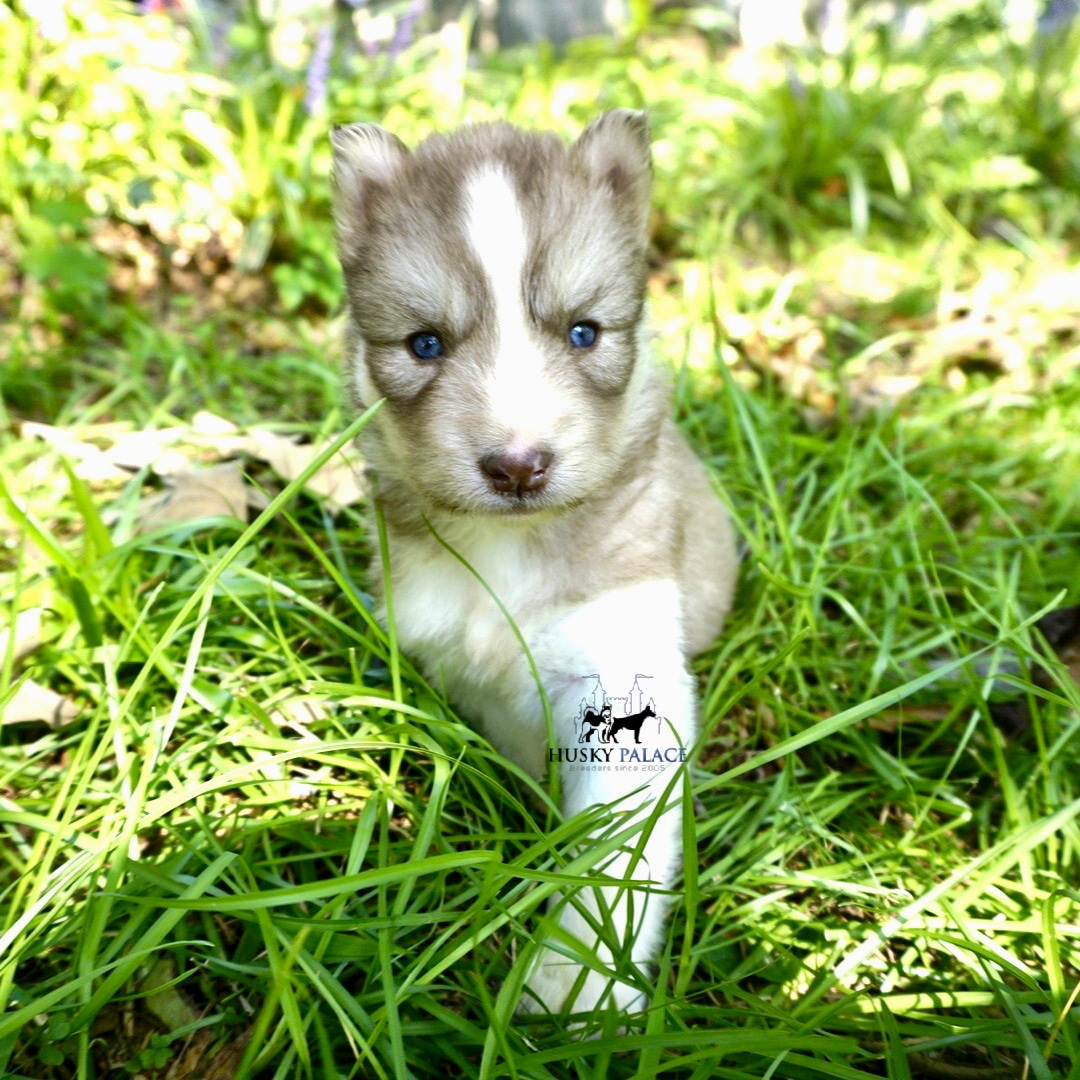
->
[479,446,553,497]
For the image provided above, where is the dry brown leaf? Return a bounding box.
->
[184,410,254,460]
[269,694,333,734]
[243,427,304,479]
[138,460,249,532]
[164,1029,215,1080]
[22,421,129,483]
[102,428,192,476]
[244,428,365,512]
[140,957,201,1031]
[23,414,367,521]
[0,607,43,664]
[298,440,366,512]
[2,679,80,727]
[177,1026,252,1080]
[103,412,251,475]
[191,410,238,436]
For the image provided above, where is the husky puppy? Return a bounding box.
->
[330,111,737,1016]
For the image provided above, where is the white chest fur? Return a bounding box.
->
[390,525,538,650]
[384,524,562,750]
[383,518,691,778]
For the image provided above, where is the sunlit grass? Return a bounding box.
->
[3,334,1079,1075]
[3,0,1080,1076]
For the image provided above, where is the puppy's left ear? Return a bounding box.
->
[574,109,652,230]
[329,123,410,255]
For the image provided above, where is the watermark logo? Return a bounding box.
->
[547,674,687,770]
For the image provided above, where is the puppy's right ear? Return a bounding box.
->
[329,124,409,250]
[574,110,652,233]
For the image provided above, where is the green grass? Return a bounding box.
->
[3,0,1080,1076]
[3,350,1079,1077]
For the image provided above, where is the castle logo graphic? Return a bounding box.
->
[546,674,687,769]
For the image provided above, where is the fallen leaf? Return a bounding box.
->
[164,1029,215,1080]
[2,679,80,727]
[102,428,192,476]
[0,607,43,664]
[243,427,304,479]
[298,440,366,512]
[191,410,238,436]
[269,694,333,735]
[22,421,129,482]
[141,957,200,1031]
[244,428,365,512]
[180,1025,251,1080]
[175,409,252,461]
[138,460,249,532]
[22,416,368,524]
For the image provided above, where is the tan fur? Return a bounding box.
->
[331,111,737,1018]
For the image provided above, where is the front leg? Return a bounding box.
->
[519,580,698,1018]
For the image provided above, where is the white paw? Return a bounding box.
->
[519,947,646,1017]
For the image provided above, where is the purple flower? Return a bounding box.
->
[388,0,424,61]
[305,23,333,115]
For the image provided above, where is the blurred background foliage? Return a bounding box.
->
[1,0,1079,429]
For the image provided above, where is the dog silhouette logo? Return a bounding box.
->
[549,675,685,766]
[574,675,660,745]
[606,703,656,745]
[579,703,612,743]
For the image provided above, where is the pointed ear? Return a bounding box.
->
[329,123,410,252]
[574,109,652,230]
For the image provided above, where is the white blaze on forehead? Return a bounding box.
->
[465,167,528,324]
[464,167,562,441]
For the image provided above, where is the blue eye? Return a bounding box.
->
[568,321,599,349]
[408,332,444,360]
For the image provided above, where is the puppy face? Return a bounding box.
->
[331,112,653,517]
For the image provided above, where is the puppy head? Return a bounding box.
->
[331,111,655,518]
